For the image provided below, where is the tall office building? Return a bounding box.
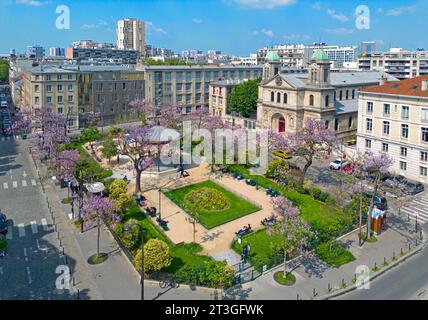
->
[360,41,376,55]
[26,45,45,58]
[117,18,146,56]
[49,47,66,57]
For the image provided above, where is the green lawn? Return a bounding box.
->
[314,241,356,268]
[121,202,211,274]
[228,165,357,267]
[165,180,261,229]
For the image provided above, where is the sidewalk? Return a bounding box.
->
[224,211,424,300]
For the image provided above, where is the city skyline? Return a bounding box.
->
[0,0,427,56]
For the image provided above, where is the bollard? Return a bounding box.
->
[401,248,403,256]
[297,293,299,300]
[73,277,76,287]
[313,288,317,297]
[354,274,357,283]
[384,257,386,265]
[416,239,418,247]
[409,243,411,251]
[77,289,80,300]
[342,278,345,287]
[57,232,60,240]
[374,262,377,270]
[393,251,396,260]
[421,230,423,241]
[328,283,331,292]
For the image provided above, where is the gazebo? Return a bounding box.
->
[145,125,180,172]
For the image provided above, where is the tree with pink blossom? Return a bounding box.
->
[267,197,315,278]
[82,195,118,263]
[116,125,157,194]
[272,118,338,188]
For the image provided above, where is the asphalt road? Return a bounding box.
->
[0,90,74,300]
[338,223,428,300]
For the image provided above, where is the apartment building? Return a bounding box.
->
[257,44,358,68]
[358,48,428,80]
[20,66,79,129]
[209,80,257,130]
[117,18,146,56]
[65,65,145,127]
[357,76,428,184]
[26,45,45,58]
[66,47,138,65]
[143,65,262,113]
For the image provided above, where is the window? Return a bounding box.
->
[348,116,353,128]
[68,95,73,103]
[346,90,349,100]
[401,124,409,138]
[35,96,40,104]
[383,121,390,135]
[365,139,372,149]
[339,91,343,100]
[57,84,63,91]
[334,119,339,131]
[366,118,373,132]
[185,106,192,113]
[57,107,63,114]
[400,147,408,157]
[271,92,274,102]
[422,108,428,122]
[34,85,39,92]
[400,161,407,171]
[421,167,428,177]
[309,94,314,106]
[382,143,389,153]
[421,151,428,162]
[325,120,329,129]
[383,104,391,116]
[68,74,73,80]
[277,92,281,103]
[283,93,288,104]
[422,127,428,142]
[367,102,373,113]
[325,95,329,107]
[68,85,73,91]
[401,106,410,119]
[57,74,62,80]
[46,74,51,81]
[177,83,183,91]
[58,96,63,104]
[352,89,355,99]
[46,84,52,92]
[122,83,126,90]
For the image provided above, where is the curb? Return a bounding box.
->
[321,234,427,300]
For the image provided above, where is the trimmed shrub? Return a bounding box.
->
[116,219,142,251]
[176,260,235,288]
[311,188,322,200]
[315,241,356,268]
[135,239,172,273]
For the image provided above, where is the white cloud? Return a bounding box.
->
[283,33,310,40]
[385,6,416,17]
[327,8,349,22]
[249,30,259,36]
[311,2,321,11]
[16,0,49,6]
[192,18,203,24]
[146,21,167,35]
[325,28,354,34]
[232,0,296,9]
[261,29,274,37]
[81,20,109,30]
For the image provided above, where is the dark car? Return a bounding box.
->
[383,175,407,189]
[0,212,8,235]
[403,181,425,195]
[364,193,388,211]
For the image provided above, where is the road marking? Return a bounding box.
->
[6,225,12,240]
[41,218,48,231]
[12,181,17,189]
[30,221,38,234]
[23,171,27,178]
[18,223,26,237]
[68,213,73,220]
[31,179,37,186]
[22,180,27,187]
[3,182,7,189]
[26,267,32,285]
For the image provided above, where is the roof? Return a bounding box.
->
[361,75,428,98]
[210,79,248,87]
[335,99,358,115]
[265,50,280,63]
[143,65,262,71]
[311,49,329,61]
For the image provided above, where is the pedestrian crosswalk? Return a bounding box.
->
[400,193,428,225]
[0,179,37,190]
[5,219,51,240]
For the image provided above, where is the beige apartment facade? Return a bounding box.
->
[21,66,79,130]
[357,76,428,184]
[117,18,146,56]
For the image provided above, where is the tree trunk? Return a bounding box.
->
[283,249,288,276]
[97,224,100,257]
[298,158,313,188]
[135,168,142,194]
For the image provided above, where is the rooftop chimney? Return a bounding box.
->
[379,73,388,86]
[422,80,428,92]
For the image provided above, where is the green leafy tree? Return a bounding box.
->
[227,78,261,118]
[101,138,118,163]
[108,179,132,212]
[134,239,172,273]
[81,127,102,152]
[0,60,9,81]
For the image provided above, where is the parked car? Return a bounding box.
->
[403,181,425,195]
[341,164,354,174]
[273,150,293,160]
[383,175,407,189]
[329,159,348,170]
[364,193,388,211]
[0,212,8,235]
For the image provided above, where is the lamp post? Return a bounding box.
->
[158,188,162,221]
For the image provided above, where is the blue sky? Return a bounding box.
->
[0,0,427,55]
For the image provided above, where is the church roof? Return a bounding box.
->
[265,50,280,62]
[311,49,329,61]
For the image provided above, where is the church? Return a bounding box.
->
[256,49,398,138]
